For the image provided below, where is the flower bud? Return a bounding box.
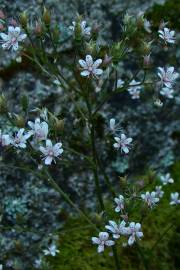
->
[85,41,96,55]
[111,41,127,64]
[0,94,8,114]
[19,11,28,28]
[143,54,151,68]
[0,10,5,20]
[136,13,144,29]
[103,54,112,66]
[20,95,29,112]
[34,21,43,36]
[14,115,25,128]
[42,7,51,26]
[54,119,64,133]
[9,19,17,26]
[52,26,60,42]
[141,41,152,55]
[74,18,83,43]
[0,23,4,31]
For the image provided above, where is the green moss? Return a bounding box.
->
[46,163,180,270]
[147,0,180,30]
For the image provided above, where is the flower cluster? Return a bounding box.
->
[0,116,63,166]
[92,193,144,253]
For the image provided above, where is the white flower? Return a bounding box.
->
[160,173,174,185]
[160,87,174,99]
[92,232,115,253]
[70,20,91,36]
[109,118,121,134]
[105,220,127,239]
[40,108,48,122]
[0,26,27,51]
[170,192,180,206]
[144,19,151,33]
[158,27,175,44]
[34,257,42,269]
[157,67,179,88]
[141,191,159,208]
[0,265,3,270]
[79,55,103,78]
[126,222,143,246]
[155,186,164,198]
[154,98,163,107]
[0,130,11,146]
[110,118,116,132]
[128,80,141,99]
[117,79,125,88]
[12,128,32,148]
[113,134,132,154]
[114,195,125,212]
[43,244,60,257]
[28,118,48,142]
[40,139,63,165]
[53,79,61,86]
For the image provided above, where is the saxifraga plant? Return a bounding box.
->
[0,7,179,270]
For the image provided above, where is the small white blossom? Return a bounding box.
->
[53,79,61,86]
[110,118,116,132]
[160,87,174,99]
[117,79,125,88]
[114,195,125,212]
[105,220,127,239]
[79,55,103,78]
[0,26,27,51]
[11,128,32,148]
[109,118,121,134]
[0,130,11,146]
[0,265,3,270]
[128,80,141,99]
[40,139,63,165]
[157,67,179,88]
[155,186,164,198]
[160,173,174,185]
[34,257,42,269]
[43,244,60,257]
[28,118,48,142]
[126,222,143,246]
[141,191,159,208]
[113,134,132,154]
[70,20,91,36]
[40,108,48,122]
[144,19,151,33]
[158,27,175,44]
[154,98,163,107]
[92,232,115,253]
[170,192,180,206]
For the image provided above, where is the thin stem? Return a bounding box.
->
[83,83,120,269]
[112,246,121,270]
[136,243,149,270]
[44,168,99,231]
[84,89,105,211]
[96,154,116,197]
[150,222,174,251]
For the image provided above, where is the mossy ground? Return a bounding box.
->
[46,162,180,270]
